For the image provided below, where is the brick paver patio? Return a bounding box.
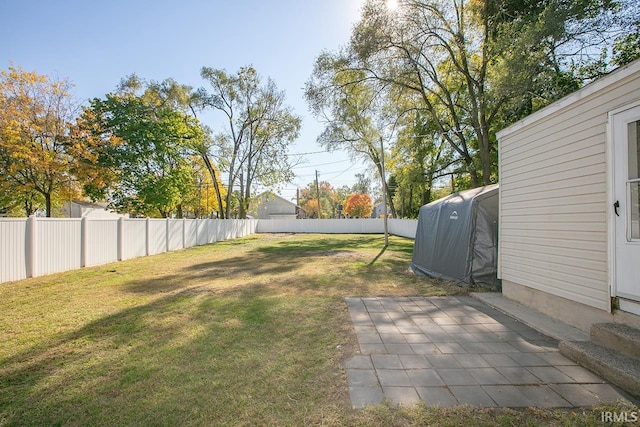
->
[345,296,632,408]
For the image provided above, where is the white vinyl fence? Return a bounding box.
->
[0,218,258,284]
[1,217,417,284]
[255,218,417,239]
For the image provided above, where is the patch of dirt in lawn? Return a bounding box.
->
[317,250,365,258]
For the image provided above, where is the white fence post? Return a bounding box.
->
[182,218,186,249]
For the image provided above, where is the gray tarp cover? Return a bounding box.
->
[410,184,500,290]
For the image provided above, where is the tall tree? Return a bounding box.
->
[352,172,372,194]
[182,155,226,218]
[342,0,497,186]
[305,66,398,217]
[388,113,460,217]
[137,78,228,218]
[70,78,203,217]
[298,180,339,218]
[200,66,301,218]
[343,193,374,218]
[612,19,640,66]
[313,0,631,191]
[0,65,77,216]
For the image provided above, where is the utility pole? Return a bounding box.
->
[316,170,322,219]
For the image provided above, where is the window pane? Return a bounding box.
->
[630,182,640,241]
[629,120,640,180]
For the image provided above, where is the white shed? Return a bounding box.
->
[497,59,640,331]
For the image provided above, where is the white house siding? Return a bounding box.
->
[248,193,299,220]
[498,61,640,312]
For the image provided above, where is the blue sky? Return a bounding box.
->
[0,0,370,202]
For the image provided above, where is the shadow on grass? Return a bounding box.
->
[122,234,416,296]
[368,245,388,266]
[124,251,304,294]
[0,280,351,426]
[254,234,384,254]
[2,233,591,425]
[0,234,458,425]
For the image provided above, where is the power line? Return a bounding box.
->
[323,162,368,181]
[290,158,353,169]
[288,150,331,156]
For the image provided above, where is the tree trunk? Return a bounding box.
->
[24,198,35,217]
[242,167,252,220]
[373,158,397,219]
[45,193,52,217]
[225,180,233,219]
[479,122,493,186]
[199,152,225,219]
[480,139,492,185]
[468,165,480,188]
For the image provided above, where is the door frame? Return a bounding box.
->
[608,100,640,309]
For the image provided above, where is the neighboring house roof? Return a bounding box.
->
[251,192,305,211]
[57,200,128,218]
[72,200,110,209]
[248,192,306,219]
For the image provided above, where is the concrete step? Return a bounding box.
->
[559,340,640,399]
[591,323,640,361]
[470,292,589,342]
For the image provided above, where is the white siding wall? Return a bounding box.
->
[498,63,640,311]
[248,194,297,219]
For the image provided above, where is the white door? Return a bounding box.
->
[613,105,640,303]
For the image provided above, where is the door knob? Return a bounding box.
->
[614,200,620,216]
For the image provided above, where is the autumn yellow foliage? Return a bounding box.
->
[0,64,76,216]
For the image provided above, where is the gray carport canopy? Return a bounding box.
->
[410,184,500,290]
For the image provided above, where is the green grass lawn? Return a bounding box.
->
[0,234,634,426]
